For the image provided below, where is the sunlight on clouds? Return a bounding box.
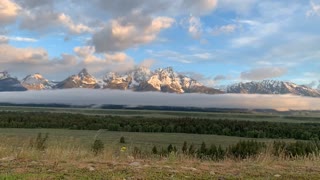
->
[0,0,20,25]
[93,13,174,52]
[58,13,93,34]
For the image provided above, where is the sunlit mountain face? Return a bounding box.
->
[0,0,320,94]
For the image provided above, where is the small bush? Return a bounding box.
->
[228,140,266,159]
[133,146,142,158]
[152,145,158,154]
[30,133,49,151]
[120,136,125,144]
[91,139,104,156]
[182,141,188,154]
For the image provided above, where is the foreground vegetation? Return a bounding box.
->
[1,107,320,179]
[0,131,320,179]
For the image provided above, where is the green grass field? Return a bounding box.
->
[1,106,320,123]
[0,128,294,150]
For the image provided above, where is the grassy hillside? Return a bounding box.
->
[0,129,319,179]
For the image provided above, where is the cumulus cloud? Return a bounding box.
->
[0,44,135,79]
[187,16,202,39]
[182,0,218,16]
[306,0,320,17]
[241,67,287,80]
[211,24,237,35]
[92,12,174,52]
[218,0,257,14]
[58,13,93,34]
[20,10,92,34]
[139,59,156,68]
[0,0,20,25]
[0,89,320,111]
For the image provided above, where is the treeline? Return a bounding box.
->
[148,140,320,160]
[0,111,320,140]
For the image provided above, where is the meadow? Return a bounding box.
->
[0,106,320,179]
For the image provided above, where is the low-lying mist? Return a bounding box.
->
[0,89,319,111]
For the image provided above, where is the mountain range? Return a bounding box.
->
[0,68,319,97]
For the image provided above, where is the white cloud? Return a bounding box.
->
[306,0,320,17]
[58,13,93,34]
[182,0,218,16]
[211,24,237,35]
[0,0,20,25]
[231,21,279,47]
[187,16,202,39]
[218,0,257,14]
[240,67,288,80]
[0,89,320,111]
[0,35,37,42]
[92,13,174,52]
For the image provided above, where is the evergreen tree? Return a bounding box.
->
[167,144,173,153]
[182,141,188,154]
[152,145,158,154]
[120,136,125,144]
[188,144,195,155]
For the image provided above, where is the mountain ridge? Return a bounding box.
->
[0,68,319,97]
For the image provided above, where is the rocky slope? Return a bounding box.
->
[0,72,27,91]
[21,73,54,90]
[227,80,320,97]
[103,67,223,94]
[55,69,100,89]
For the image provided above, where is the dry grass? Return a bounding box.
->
[1,136,320,179]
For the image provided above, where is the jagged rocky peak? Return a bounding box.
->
[227,80,320,97]
[132,66,152,83]
[0,71,27,92]
[21,73,53,90]
[0,71,10,80]
[103,71,132,90]
[55,68,100,89]
[101,66,223,94]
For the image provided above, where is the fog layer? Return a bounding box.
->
[0,89,320,111]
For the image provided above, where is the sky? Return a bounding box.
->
[0,0,320,88]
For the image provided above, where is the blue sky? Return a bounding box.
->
[0,0,320,88]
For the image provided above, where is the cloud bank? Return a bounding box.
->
[0,89,319,111]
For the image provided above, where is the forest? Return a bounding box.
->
[0,111,319,140]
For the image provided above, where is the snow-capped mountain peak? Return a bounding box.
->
[227,80,320,97]
[55,69,99,89]
[0,71,10,80]
[21,73,53,90]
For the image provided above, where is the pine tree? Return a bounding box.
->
[167,144,173,153]
[120,136,125,144]
[152,145,158,154]
[182,141,188,154]
[188,144,195,155]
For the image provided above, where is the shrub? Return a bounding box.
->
[182,141,188,154]
[120,136,125,144]
[152,145,158,154]
[91,139,104,156]
[228,140,266,159]
[30,133,49,151]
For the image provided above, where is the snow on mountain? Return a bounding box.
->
[227,80,320,97]
[0,71,27,92]
[0,71,10,80]
[21,73,54,90]
[101,66,223,94]
[55,68,100,89]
